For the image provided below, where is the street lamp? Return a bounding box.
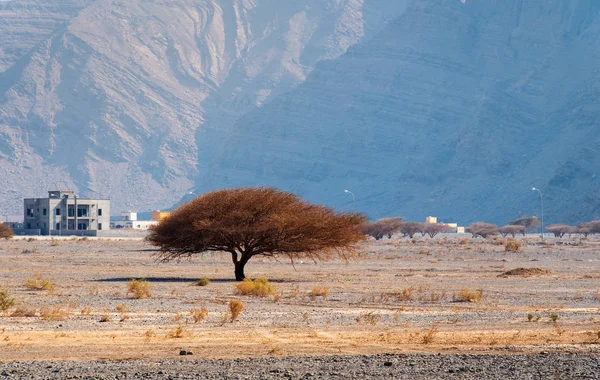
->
[531,187,544,242]
[344,189,355,211]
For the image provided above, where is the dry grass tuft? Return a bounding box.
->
[422,326,438,344]
[99,308,111,322]
[453,289,484,303]
[116,304,129,322]
[356,311,380,325]
[228,299,244,323]
[190,308,208,323]
[39,305,68,321]
[167,326,185,338]
[0,289,15,313]
[10,306,37,317]
[234,278,275,297]
[195,277,210,287]
[80,307,92,316]
[25,272,55,292]
[87,286,99,296]
[309,287,330,300]
[504,240,523,252]
[127,279,152,299]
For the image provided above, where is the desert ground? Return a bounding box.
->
[0,235,599,378]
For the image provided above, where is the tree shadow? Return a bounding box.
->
[93,277,310,283]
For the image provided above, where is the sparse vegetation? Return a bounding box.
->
[190,308,208,323]
[116,304,129,322]
[454,289,484,303]
[509,216,541,233]
[99,308,111,322]
[422,327,438,344]
[504,240,523,252]
[167,326,185,338]
[228,299,244,323]
[546,224,573,238]
[147,187,366,280]
[0,289,15,313]
[25,272,55,292]
[309,287,330,300]
[422,223,453,238]
[400,222,425,238]
[356,311,380,325]
[234,278,276,297]
[498,225,526,238]
[195,277,210,287]
[11,306,37,318]
[361,217,403,240]
[466,223,498,238]
[39,305,68,321]
[127,279,152,299]
[0,223,14,240]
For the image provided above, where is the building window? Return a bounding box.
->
[56,208,61,216]
[77,208,88,217]
[43,208,47,216]
[98,223,102,230]
[68,207,74,217]
[56,223,60,230]
[27,208,34,217]
[98,209,102,216]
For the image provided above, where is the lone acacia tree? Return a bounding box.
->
[147,187,366,280]
[361,217,403,240]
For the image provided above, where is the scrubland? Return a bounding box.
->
[0,235,599,362]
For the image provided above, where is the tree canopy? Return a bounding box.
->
[147,187,366,280]
[361,217,403,240]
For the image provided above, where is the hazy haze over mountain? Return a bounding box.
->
[1,0,599,224]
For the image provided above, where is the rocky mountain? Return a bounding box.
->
[1,0,599,225]
[195,0,600,224]
[0,0,408,215]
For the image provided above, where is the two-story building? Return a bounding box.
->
[23,190,110,236]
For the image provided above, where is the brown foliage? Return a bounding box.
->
[422,223,454,238]
[498,225,526,238]
[577,221,600,236]
[361,217,403,240]
[147,187,366,280]
[545,224,573,238]
[400,222,424,238]
[509,216,541,233]
[0,223,14,240]
[466,222,499,238]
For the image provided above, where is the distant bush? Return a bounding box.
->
[361,217,403,240]
[234,278,275,297]
[400,222,424,238]
[422,223,454,238]
[498,225,526,238]
[0,223,14,240]
[466,222,499,238]
[228,299,244,323]
[509,216,541,233]
[309,287,330,300]
[545,224,573,238]
[453,289,484,303]
[195,277,210,287]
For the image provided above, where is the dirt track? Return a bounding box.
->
[0,235,599,377]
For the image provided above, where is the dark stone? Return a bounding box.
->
[383,362,393,367]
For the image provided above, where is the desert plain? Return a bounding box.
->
[0,235,599,378]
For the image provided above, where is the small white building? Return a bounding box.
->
[110,211,158,230]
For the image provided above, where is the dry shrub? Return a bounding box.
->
[234,278,275,297]
[504,240,523,252]
[99,308,111,322]
[116,304,129,322]
[356,311,380,325]
[195,277,210,287]
[422,327,438,344]
[454,289,484,303]
[39,306,68,321]
[594,291,600,302]
[190,308,208,323]
[309,287,329,300]
[88,286,99,296]
[25,272,55,292]
[167,326,185,338]
[0,223,14,239]
[229,299,244,322]
[49,239,60,247]
[11,306,37,317]
[401,287,414,301]
[173,312,182,323]
[80,307,92,316]
[0,289,15,313]
[127,279,152,299]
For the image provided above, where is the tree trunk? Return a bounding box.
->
[234,253,251,281]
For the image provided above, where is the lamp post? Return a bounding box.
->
[344,189,355,211]
[531,187,544,242]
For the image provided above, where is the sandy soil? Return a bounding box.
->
[0,235,599,365]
